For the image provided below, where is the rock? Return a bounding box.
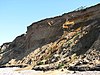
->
[0,42,10,53]
[68,65,100,71]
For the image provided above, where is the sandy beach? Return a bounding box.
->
[0,68,100,75]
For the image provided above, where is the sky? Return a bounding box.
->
[0,0,100,45]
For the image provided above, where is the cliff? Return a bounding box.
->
[0,4,100,71]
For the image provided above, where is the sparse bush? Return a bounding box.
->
[75,6,86,11]
[37,61,43,65]
[58,63,64,68]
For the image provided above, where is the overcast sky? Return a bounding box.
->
[0,0,99,45]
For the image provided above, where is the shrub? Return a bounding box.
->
[58,63,64,68]
[37,61,43,65]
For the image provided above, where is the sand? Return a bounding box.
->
[0,68,100,75]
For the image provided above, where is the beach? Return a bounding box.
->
[0,68,100,75]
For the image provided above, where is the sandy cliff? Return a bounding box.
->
[0,4,100,71]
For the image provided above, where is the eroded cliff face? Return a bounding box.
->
[0,4,100,71]
[0,16,66,65]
